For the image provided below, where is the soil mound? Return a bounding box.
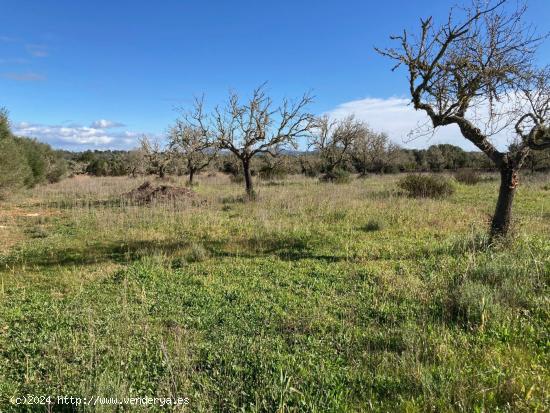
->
[124,181,198,204]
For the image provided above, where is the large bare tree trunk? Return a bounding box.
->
[242,158,254,197]
[188,169,195,185]
[490,167,518,237]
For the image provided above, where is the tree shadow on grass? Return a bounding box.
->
[1,231,347,270]
[1,239,190,269]
[4,227,489,271]
[209,233,346,263]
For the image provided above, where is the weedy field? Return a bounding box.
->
[0,173,548,412]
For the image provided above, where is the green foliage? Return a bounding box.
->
[46,158,67,183]
[299,154,323,177]
[257,155,298,181]
[20,138,67,187]
[219,154,242,176]
[362,218,384,232]
[0,109,67,196]
[0,108,11,140]
[85,158,110,176]
[78,151,136,176]
[0,137,32,197]
[320,168,351,184]
[398,174,455,199]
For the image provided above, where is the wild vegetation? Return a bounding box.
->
[0,172,548,412]
[0,110,66,198]
[0,0,549,411]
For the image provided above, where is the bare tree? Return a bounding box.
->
[350,129,399,175]
[126,149,145,178]
[212,84,314,197]
[309,115,366,180]
[139,136,172,179]
[169,98,217,185]
[377,0,549,237]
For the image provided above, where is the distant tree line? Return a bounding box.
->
[56,81,548,197]
[60,141,550,180]
[0,109,67,198]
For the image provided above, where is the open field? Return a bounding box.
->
[0,173,549,412]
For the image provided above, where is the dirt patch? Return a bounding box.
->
[124,181,202,205]
[0,207,59,219]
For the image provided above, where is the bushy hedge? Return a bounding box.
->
[398,174,455,199]
[0,110,67,198]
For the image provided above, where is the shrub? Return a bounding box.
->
[186,243,210,263]
[0,137,32,198]
[230,173,244,183]
[454,168,481,185]
[47,160,68,183]
[258,165,287,181]
[257,155,297,181]
[320,169,351,184]
[452,280,500,330]
[362,219,384,232]
[15,137,68,185]
[300,155,323,177]
[0,110,67,197]
[398,174,454,199]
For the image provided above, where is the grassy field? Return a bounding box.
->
[0,173,548,412]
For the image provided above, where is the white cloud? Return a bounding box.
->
[2,72,46,81]
[90,119,126,129]
[25,44,48,58]
[0,36,17,43]
[0,58,29,65]
[326,97,516,151]
[13,122,146,150]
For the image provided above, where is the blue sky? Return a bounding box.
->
[1,0,549,151]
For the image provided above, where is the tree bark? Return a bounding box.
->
[189,168,194,185]
[490,167,518,237]
[242,158,254,197]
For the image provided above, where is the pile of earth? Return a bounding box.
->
[124,181,198,204]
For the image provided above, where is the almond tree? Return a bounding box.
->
[139,136,171,179]
[350,128,399,175]
[169,98,217,185]
[309,115,367,180]
[377,0,549,237]
[212,84,314,197]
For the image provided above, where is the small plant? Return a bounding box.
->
[24,226,48,239]
[362,219,384,232]
[326,210,348,223]
[452,280,500,331]
[186,243,210,263]
[398,174,454,199]
[454,168,481,185]
[230,173,244,183]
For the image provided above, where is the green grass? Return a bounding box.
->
[0,173,548,412]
